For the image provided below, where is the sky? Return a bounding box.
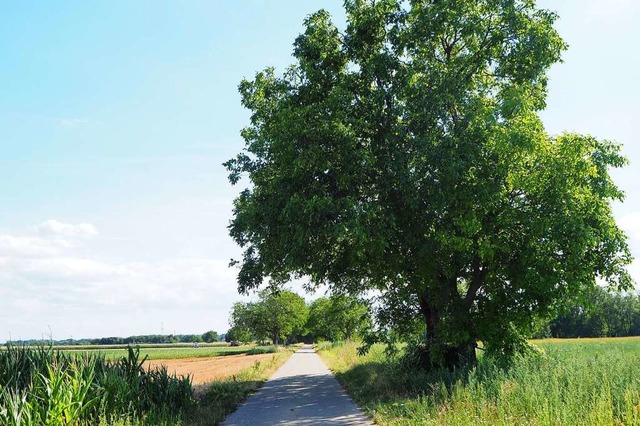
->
[0,1,639,342]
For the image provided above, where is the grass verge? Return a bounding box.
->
[317,340,640,425]
[59,345,276,360]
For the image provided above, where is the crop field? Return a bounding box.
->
[318,337,640,426]
[532,336,640,354]
[0,344,293,425]
[50,342,230,350]
[58,343,276,360]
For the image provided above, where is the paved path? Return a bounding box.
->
[222,345,372,425]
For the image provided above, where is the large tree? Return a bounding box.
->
[226,0,632,367]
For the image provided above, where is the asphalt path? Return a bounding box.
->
[222,345,372,425]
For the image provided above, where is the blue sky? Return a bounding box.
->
[1,1,639,341]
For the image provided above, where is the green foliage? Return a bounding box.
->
[547,288,640,338]
[307,295,370,341]
[201,330,219,343]
[229,290,309,345]
[0,345,194,425]
[226,0,633,367]
[225,325,254,345]
[318,340,640,425]
[179,334,203,344]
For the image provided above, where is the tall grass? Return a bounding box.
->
[0,345,194,425]
[318,340,640,425]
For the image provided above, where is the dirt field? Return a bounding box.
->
[146,353,277,386]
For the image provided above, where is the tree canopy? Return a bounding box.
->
[307,295,370,341]
[229,290,308,345]
[201,330,219,343]
[226,0,632,367]
[542,288,640,339]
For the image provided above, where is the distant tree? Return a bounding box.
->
[201,331,219,343]
[307,295,369,341]
[229,291,308,345]
[226,0,633,367]
[307,298,336,341]
[631,297,640,336]
[225,325,252,344]
[179,334,203,343]
[252,290,309,345]
[549,287,640,338]
[228,302,256,343]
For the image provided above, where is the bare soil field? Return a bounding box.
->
[146,353,277,385]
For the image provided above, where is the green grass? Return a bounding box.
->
[58,344,275,360]
[317,338,640,425]
[52,342,229,350]
[532,336,640,355]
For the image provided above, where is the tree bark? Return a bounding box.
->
[419,292,477,369]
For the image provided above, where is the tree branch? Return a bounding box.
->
[464,256,487,310]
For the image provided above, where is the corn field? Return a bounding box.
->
[0,345,194,425]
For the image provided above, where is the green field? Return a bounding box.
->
[2,343,276,360]
[61,344,274,360]
[318,337,640,425]
[532,336,640,354]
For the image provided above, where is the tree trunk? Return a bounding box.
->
[418,293,477,370]
[444,341,477,368]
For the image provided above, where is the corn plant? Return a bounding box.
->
[0,345,194,425]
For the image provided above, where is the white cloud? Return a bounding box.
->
[618,212,640,242]
[36,219,98,239]
[0,235,69,258]
[0,221,240,341]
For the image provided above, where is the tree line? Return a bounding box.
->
[225,290,369,345]
[8,331,220,346]
[535,287,640,339]
[227,287,640,345]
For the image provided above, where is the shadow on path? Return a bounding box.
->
[222,346,371,425]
